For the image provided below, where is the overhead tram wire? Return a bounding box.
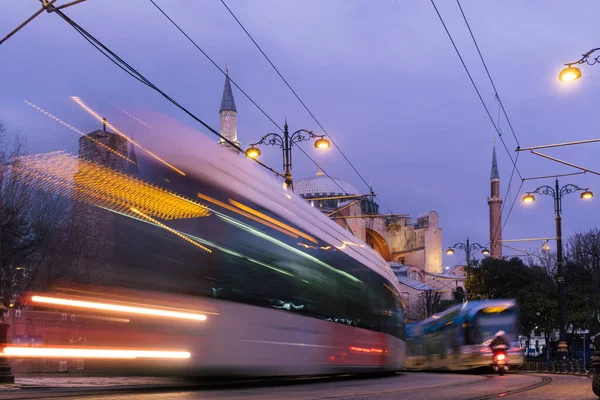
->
[455,0,525,233]
[431,0,525,253]
[429,0,522,181]
[147,0,352,197]
[456,0,521,148]
[218,0,396,214]
[46,6,285,178]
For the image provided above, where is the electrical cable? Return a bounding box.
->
[218,0,395,212]
[147,0,354,197]
[48,5,284,178]
[430,0,522,181]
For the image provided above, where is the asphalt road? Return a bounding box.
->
[2,373,596,400]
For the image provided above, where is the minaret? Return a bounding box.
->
[218,67,241,150]
[488,142,503,258]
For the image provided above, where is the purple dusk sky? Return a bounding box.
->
[1,0,598,267]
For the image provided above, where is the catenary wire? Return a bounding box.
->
[430,0,522,181]
[456,0,521,148]
[48,5,285,178]
[218,0,395,213]
[147,0,365,198]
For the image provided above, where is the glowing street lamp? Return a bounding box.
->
[522,193,536,203]
[559,66,582,82]
[245,146,261,158]
[245,120,330,191]
[558,48,600,82]
[446,238,489,267]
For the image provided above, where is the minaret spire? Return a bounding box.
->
[490,141,500,180]
[218,65,240,150]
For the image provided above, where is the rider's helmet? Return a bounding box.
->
[495,330,505,337]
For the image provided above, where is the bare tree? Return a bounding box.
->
[0,126,70,306]
[567,228,600,282]
[0,123,109,306]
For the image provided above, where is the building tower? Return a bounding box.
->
[488,143,503,258]
[218,67,240,150]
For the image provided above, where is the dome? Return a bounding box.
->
[295,165,359,198]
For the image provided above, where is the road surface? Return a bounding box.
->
[0,372,595,400]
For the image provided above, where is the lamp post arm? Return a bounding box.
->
[560,184,587,196]
[250,133,284,149]
[289,129,324,146]
[565,48,600,66]
[451,242,467,251]
[469,242,487,251]
[530,185,556,197]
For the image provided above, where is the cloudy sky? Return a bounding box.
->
[1,0,599,266]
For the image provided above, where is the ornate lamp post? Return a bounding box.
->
[558,48,600,82]
[522,179,594,368]
[245,120,330,191]
[445,238,489,268]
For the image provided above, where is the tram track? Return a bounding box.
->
[0,373,554,400]
[466,375,553,400]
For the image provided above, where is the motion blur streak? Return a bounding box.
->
[217,213,362,283]
[3,347,191,359]
[10,152,209,221]
[31,295,208,321]
[197,192,298,239]
[23,100,134,165]
[111,103,152,128]
[349,346,386,354]
[71,96,186,176]
[229,199,318,244]
[130,207,212,253]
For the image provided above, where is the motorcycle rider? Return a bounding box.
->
[489,330,509,352]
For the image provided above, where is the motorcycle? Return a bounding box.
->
[492,348,508,376]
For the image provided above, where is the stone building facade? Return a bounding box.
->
[295,167,443,274]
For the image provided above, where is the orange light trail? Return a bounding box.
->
[31,295,208,321]
[111,103,152,128]
[24,100,134,165]
[3,346,191,359]
[71,96,185,176]
[229,199,318,244]
[197,193,298,239]
[130,207,212,253]
[12,152,208,220]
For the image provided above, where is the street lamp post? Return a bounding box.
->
[558,47,600,82]
[446,238,489,268]
[522,179,594,367]
[245,121,330,192]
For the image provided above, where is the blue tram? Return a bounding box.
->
[405,300,524,371]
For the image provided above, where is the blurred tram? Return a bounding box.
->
[17,136,406,376]
[405,300,524,371]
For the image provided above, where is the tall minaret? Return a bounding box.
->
[488,142,503,258]
[218,67,241,150]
